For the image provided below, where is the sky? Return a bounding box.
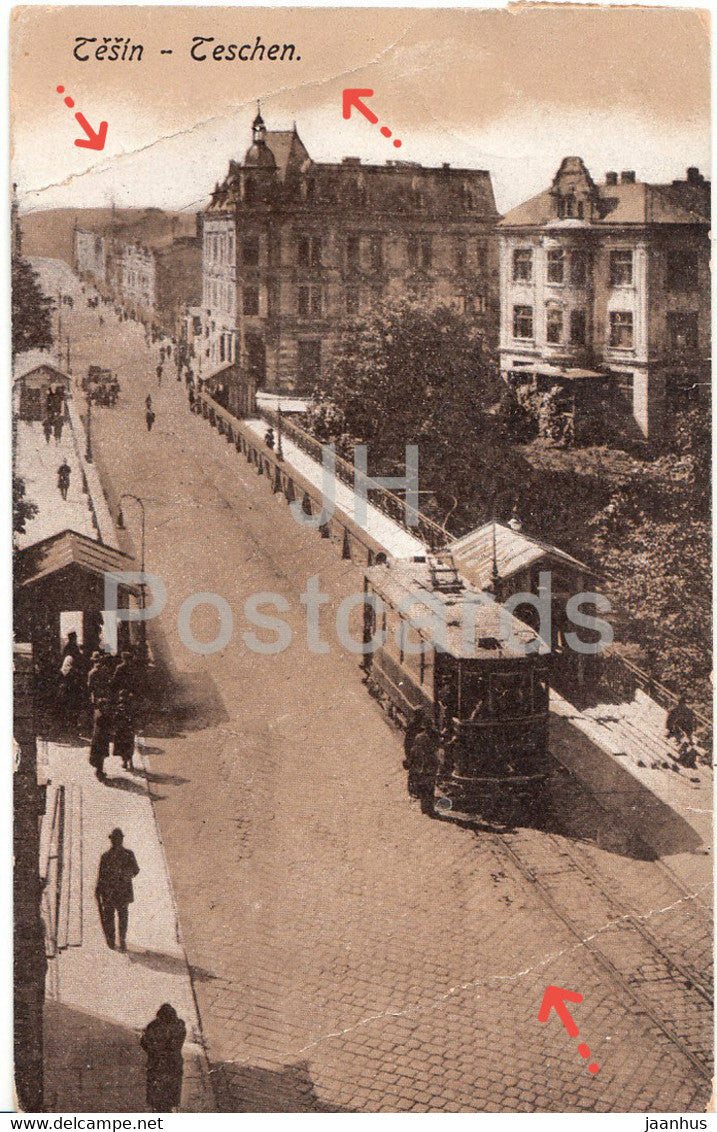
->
[10,5,711,217]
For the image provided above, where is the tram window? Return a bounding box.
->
[458,670,488,720]
[489,672,531,715]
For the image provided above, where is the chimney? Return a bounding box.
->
[620,171,636,184]
[687,166,703,184]
[442,162,451,170]
[605,171,618,186]
[342,157,361,166]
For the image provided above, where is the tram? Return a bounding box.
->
[362,556,551,823]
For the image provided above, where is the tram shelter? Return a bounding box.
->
[14,528,139,676]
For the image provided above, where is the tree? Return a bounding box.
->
[307,297,524,530]
[12,257,53,358]
[588,408,711,711]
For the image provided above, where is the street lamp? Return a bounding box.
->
[85,386,93,462]
[276,400,284,462]
[117,493,148,667]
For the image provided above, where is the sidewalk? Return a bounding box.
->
[41,735,215,1113]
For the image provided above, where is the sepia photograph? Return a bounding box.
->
[9,3,713,1116]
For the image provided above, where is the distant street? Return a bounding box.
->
[32,257,711,1113]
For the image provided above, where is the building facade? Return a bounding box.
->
[73,212,201,335]
[499,158,710,443]
[74,226,108,285]
[199,112,500,393]
[120,235,202,333]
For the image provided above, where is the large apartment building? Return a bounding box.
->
[199,111,500,392]
[499,158,710,443]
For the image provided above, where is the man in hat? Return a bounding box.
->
[95,828,140,951]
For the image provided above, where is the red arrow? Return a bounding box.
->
[342,89,378,125]
[74,112,108,151]
[538,985,584,1038]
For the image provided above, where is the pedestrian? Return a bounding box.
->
[59,640,83,730]
[145,407,156,432]
[42,415,53,445]
[406,725,439,816]
[145,393,153,412]
[187,386,195,411]
[156,363,163,387]
[87,652,113,707]
[88,700,113,780]
[95,828,140,951]
[111,650,136,697]
[113,690,137,770]
[140,1005,186,1113]
[53,414,64,445]
[666,695,697,742]
[57,460,71,500]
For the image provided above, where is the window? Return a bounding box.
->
[407,237,418,268]
[513,305,533,339]
[475,240,488,273]
[474,294,487,314]
[610,249,633,287]
[666,250,698,292]
[346,236,360,269]
[345,288,360,315]
[547,249,565,284]
[570,309,587,346]
[454,240,466,271]
[512,248,532,282]
[298,285,322,317]
[546,306,563,344]
[370,236,383,272]
[667,311,699,352]
[609,310,633,348]
[242,235,259,266]
[570,250,588,286]
[297,236,321,268]
[243,286,259,316]
[420,238,432,269]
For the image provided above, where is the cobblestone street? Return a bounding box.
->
[35,259,712,1113]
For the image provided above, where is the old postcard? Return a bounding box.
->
[10,3,712,1117]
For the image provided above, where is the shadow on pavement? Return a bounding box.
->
[212,1058,356,1113]
[104,774,166,802]
[125,946,217,983]
[44,1000,146,1112]
[143,669,230,740]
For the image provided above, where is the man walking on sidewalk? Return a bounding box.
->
[95,828,140,951]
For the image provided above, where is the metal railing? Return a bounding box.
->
[258,405,452,550]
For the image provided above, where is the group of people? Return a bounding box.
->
[58,633,140,773]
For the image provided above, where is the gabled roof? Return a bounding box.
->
[451,522,595,591]
[15,362,70,386]
[16,529,138,591]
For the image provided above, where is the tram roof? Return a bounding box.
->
[365,560,545,660]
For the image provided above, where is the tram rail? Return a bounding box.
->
[483,818,713,1079]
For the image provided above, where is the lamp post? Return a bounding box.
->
[116,493,148,666]
[85,386,93,462]
[276,400,284,462]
